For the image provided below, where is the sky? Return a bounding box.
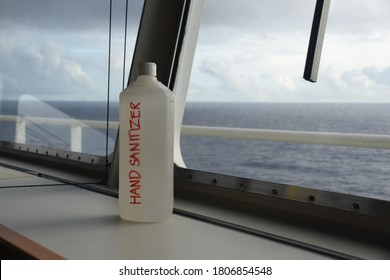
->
[187,0,390,102]
[0,0,143,102]
[1,0,390,103]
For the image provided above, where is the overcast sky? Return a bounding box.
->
[0,0,143,102]
[1,0,390,102]
[187,0,390,102]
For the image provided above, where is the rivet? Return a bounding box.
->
[351,203,360,212]
[307,195,315,203]
[239,183,245,191]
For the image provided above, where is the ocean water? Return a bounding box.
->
[1,100,390,201]
[181,103,390,201]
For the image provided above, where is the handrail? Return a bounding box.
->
[2,114,390,151]
[181,125,390,150]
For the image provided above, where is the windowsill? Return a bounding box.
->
[0,184,328,259]
[1,158,389,259]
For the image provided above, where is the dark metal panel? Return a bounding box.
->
[128,0,189,87]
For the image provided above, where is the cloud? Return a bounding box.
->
[328,0,390,35]
[189,56,300,102]
[336,67,390,101]
[201,0,314,32]
[200,0,390,38]
[186,0,390,103]
[0,38,95,99]
[0,0,143,101]
[361,67,390,87]
[189,50,390,103]
[0,0,143,33]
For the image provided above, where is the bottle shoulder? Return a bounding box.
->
[120,76,174,99]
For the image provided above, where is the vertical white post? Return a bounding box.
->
[15,116,26,143]
[70,125,82,152]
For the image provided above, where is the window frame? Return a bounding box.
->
[1,0,389,240]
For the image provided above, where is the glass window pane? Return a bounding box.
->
[0,0,143,157]
[181,0,390,201]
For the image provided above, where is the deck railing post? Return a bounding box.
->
[70,124,82,152]
[15,116,26,144]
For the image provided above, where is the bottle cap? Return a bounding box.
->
[139,62,157,76]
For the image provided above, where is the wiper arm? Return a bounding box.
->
[304,0,331,82]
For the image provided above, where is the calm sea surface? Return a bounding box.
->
[181,103,390,201]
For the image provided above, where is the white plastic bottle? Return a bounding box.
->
[119,62,174,222]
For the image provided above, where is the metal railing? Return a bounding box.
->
[2,114,390,152]
[181,125,390,150]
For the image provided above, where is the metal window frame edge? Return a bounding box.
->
[175,166,390,238]
[0,140,108,177]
